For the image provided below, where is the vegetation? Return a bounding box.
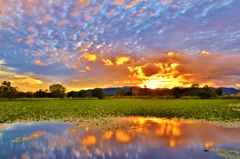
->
[0,81,18,100]
[92,88,105,99]
[172,83,223,99]
[211,148,240,159]
[0,99,240,123]
[1,80,239,100]
[49,84,66,98]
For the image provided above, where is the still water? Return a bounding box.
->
[0,118,240,159]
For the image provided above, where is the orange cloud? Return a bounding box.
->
[34,60,48,66]
[82,53,97,62]
[111,0,125,5]
[22,2,35,8]
[72,66,78,70]
[86,66,92,70]
[102,59,114,66]
[78,70,86,73]
[201,50,210,55]
[57,19,68,25]
[115,56,133,66]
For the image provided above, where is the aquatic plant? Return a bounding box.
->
[0,99,240,123]
[211,148,240,159]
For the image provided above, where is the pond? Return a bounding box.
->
[0,117,240,159]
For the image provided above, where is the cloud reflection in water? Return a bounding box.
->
[1,118,240,159]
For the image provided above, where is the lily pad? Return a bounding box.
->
[211,148,240,159]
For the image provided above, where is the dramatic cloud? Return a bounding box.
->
[128,52,240,88]
[0,0,240,91]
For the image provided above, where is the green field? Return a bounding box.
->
[0,99,240,123]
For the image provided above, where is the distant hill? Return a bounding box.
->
[86,87,131,95]
[85,86,240,95]
[220,87,240,94]
[101,87,131,94]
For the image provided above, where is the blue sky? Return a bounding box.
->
[0,0,240,91]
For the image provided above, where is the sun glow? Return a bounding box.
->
[128,61,184,89]
[139,78,183,89]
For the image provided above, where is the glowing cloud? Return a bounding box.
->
[201,50,210,55]
[128,61,182,89]
[102,59,114,66]
[86,66,92,70]
[78,70,86,73]
[111,0,125,5]
[34,60,48,66]
[72,66,78,70]
[0,60,5,65]
[82,53,97,62]
[115,56,133,66]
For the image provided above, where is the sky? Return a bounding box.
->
[0,0,240,92]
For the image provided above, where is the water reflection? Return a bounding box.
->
[0,118,240,159]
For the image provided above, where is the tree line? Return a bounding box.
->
[0,80,224,100]
[0,80,106,100]
[172,83,222,99]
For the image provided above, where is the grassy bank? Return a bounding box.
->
[0,99,240,123]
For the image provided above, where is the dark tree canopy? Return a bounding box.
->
[172,84,223,99]
[34,89,49,98]
[0,81,18,100]
[116,90,126,96]
[215,88,223,96]
[92,88,105,99]
[49,84,66,98]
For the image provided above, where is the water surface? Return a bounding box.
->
[0,118,240,159]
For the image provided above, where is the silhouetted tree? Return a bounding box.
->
[172,87,185,98]
[199,85,213,99]
[191,83,199,88]
[92,88,105,99]
[215,88,223,96]
[78,90,87,97]
[67,91,79,98]
[49,84,66,98]
[125,91,132,96]
[0,81,18,100]
[116,90,126,96]
[144,85,147,95]
[34,89,49,98]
